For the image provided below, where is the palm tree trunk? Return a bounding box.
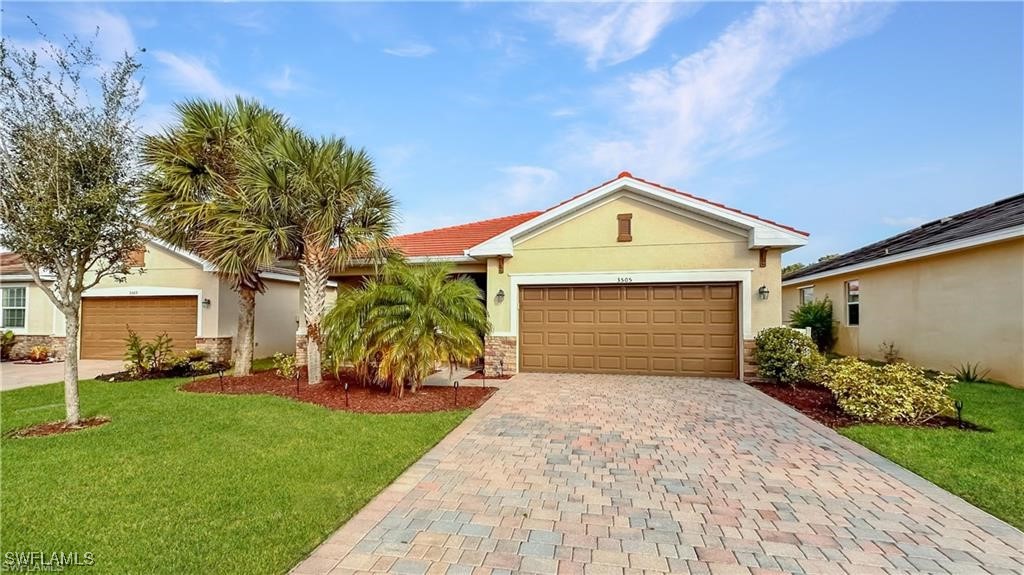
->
[234,287,256,376]
[62,302,82,425]
[301,246,329,385]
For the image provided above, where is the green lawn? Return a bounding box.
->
[1,377,469,574]
[841,381,1024,530]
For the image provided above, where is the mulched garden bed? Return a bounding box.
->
[182,369,497,413]
[98,362,231,382]
[5,416,111,438]
[748,381,986,431]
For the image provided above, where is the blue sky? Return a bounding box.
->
[4,2,1021,263]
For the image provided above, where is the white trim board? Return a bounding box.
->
[781,226,1023,286]
[466,176,807,258]
[504,269,754,380]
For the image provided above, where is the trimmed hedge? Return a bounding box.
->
[753,327,824,384]
[820,357,955,424]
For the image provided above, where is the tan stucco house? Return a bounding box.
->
[782,194,1023,388]
[335,172,809,378]
[0,239,307,363]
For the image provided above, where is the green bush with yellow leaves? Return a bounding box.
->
[820,357,955,424]
[753,327,824,384]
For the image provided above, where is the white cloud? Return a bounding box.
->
[137,103,177,136]
[65,8,137,61]
[153,51,239,100]
[383,43,436,58]
[529,3,693,68]
[882,215,928,228]
[488,165,559,210]
[572,2,891,181]
[265,66,299,95]
[551,107,579,118]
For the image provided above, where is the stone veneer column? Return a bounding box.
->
[742,339,758,380]
[484,335,517,377]
[10,335,65,360]
[195,337,233,364]
[295,329,308,367]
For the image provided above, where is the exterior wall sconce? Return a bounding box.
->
[757,285,770,300]
[495,289,505,304]
[202,298,211,309]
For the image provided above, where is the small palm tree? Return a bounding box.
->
[245,131,395,384]
[141,97,289,375]
[323,262,490,397]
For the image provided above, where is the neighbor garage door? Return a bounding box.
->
[81,296,198,359]
[519,283,738,377]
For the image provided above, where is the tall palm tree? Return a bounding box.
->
[141,97,289,375]
[245,131,395,384]
[323,262,490,397]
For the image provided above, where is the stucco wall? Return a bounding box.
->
[782,238,1024,387]
[486,195,783,335]
[218,278,303,357]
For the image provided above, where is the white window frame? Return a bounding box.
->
[845,280,860,326]
[1,285,29,333]
[798,285,815,305]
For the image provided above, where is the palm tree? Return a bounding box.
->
[245,132,395,384]
[323,262,490,397]
[141,97,289,375]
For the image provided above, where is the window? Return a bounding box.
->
[1,287,26,329]
[617,213,632,242]
[799,286,815,305]
[845,280,860,326]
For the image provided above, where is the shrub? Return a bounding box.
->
[123,330,175,376]
[183,349,208,362]
[821,357,955,424]
[273,353,298,379]
[954,362,990,383]
[1,330,14,360]
[878,341,902,364]
[788,297,836,352]
[124,329,148,375]
[28,345,49,362]
[188,360,212,374]
[753,327,824,384]
[145,333,174,372]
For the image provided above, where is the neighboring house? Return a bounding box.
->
[782,194,1024,388]
[0,240,310,363]
[336,172,809,378]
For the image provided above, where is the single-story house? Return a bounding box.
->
[335,172,809,378]
[782,193,1023,388]
[0,239,310,363]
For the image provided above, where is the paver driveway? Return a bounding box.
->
[294,374,1023,575]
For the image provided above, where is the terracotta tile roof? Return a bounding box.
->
[391,212,543,257]
[784,193,1024,281]
[390,173,808,258]
[0,252,30,275]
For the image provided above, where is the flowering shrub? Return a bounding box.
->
[273,353,298,379]
[753,327,824,384]
[821,357,955,424]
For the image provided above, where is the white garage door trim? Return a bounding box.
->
[82,286,204,337]
[502,269,753,377]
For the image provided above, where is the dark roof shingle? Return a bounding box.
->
[784,193,1024,281]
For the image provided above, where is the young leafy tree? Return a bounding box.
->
[0,36,143,424]
[246,132,395,384]
[323,262,490,397]
[141,98,289,375]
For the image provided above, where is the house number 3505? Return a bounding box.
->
[616,277,633,283]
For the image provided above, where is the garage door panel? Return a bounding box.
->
[519,283,738,377]
[81,296,197,360]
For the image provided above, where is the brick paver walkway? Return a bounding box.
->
[292,374,1023,575]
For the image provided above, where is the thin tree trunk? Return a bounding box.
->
[234,287,256,376]
[301,248,328,385]
[62,303,82,425]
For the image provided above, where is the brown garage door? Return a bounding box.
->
[81,296,198,359]
[519,283,738,377]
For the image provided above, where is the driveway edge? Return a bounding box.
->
[744,382,1024,541]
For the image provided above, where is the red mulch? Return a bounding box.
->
[181,369,498,413]
[749,381,986,430]
[464,370,514,380]
[5,416,111,438]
